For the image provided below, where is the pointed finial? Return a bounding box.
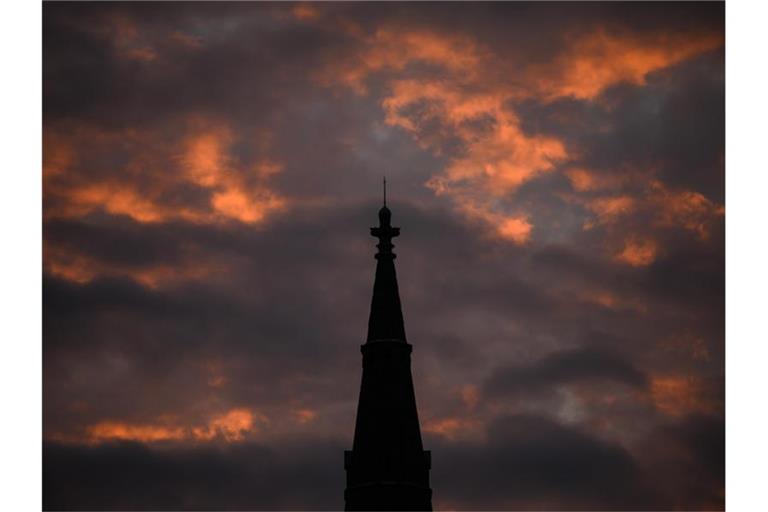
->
[383,176,387,207]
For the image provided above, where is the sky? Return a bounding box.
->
[42,2,724,510]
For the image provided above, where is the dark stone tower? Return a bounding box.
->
[344,190,432,511]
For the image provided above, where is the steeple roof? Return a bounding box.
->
[367,199,406,342]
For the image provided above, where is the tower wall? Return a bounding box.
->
[346,342,431,511]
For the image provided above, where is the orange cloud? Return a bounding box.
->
[193,408,262,442]
[43,121,289,289]
[585,195,636,224]
[564,167,625,192]
[291,3,320,22]
[292,408,318,424]
[43,120,287,227]
[182,129,234,187]
[179,125,287,224]
[650,181,724,239]
[211,187,285,224]
[423,416,483,441]
[579,288,647,313]
[526,29,723,101]
[46,180,208,225]
[68,183,167,223]
[496,215,533,244]
[616,236,657,267]
[385,81,567,196]
[322,23,721,245]
[650,376,717,417]
[44,242,217,289]
[85,408,265,445]
[320,27,565,243]
[88,422,186,443]
[382,79,563,244]
[563,169,722,256]
[318,28,482,94]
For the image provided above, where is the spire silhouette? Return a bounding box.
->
[367,191,405,342]
[345,196,432,511]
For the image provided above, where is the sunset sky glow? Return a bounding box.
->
[43,2,724,510]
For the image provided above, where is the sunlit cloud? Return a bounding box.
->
[292,409,318,425]
[192,408,264,442]
[322,23,720,245]
[525,28,723,102]
[579,289,647,313]
[650,180,724,239]
[615,236,658,267]
[84,408,266,445]
[318,28,482,95]
[423,416,483,441]
[65,183,168,223]
[88,422,186,443]
[43,120,287,228]
[379,74,565,245]
[43,241,219,289]
[584,195,636,226]
[291,3,320,22]
[650,376,718,417]
[564,167,625,193]
[179,124,288,224]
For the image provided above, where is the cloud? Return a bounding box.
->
[43,439,345,510]
[43,119,287,227]
[318,17,721,250]
[429,414,651,510]
[615,236,658,267]
[634,414,724,509]
[484,347,648,399]
[86,422,187,443]
[524,28,722,102]
[316,28,483,95]
[649,376,720,417]
[80,408,266,445]
[650,180,724,239]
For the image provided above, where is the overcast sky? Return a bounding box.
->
[42,2,724,510]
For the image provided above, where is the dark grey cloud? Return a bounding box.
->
[428,414,654,510]
[43,2,346,128]
[484,347,648,399]
[43,438,346,511]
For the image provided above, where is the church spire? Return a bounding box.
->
[345,192,432,511]
[367,185,406,342]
